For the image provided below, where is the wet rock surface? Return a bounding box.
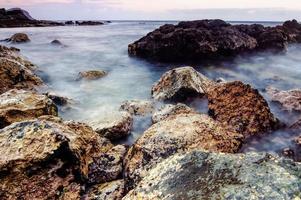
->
[207,81,279,137]
[151,66,215,101]
[124,151,301,200]
[0,8,64,28]
[88,111,133,141]
[128,19,301,62]
[5,33,30,43]
[0,117,116,199]
[124,113,243,191]
[120,100,154,116]
[87,180,125,200]
[78,70,107,81]
[0,89,58,128]
[267,86,301,112]
[75,21,104,26]
[152,103,195,123]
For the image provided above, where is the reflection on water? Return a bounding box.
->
[0,21,300,153]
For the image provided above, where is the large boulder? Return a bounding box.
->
[128,19,301,62]
[267,86,301,112]
[124,113,243,190]
[0,117,119,199]
[207,81,279,137]
[86,179,125,200]
[151,66,215,101]
[120,100,154,116]
[0,89,58,128]
[88,111,133,141]
[5,33,30,43]
[0,58,43,94]
[123,151,301,200]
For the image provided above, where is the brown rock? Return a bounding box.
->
[0,89,58,128]
[124,113,243,190]
[120,100,154,116]
[151,66,215,101]
[78,70,107,80]
[6,33,30,43]
[86,180,125,200]
[207,81,279,137]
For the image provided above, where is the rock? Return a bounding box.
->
[128,19,301,62]
[124,113,243,190]
[86,180,125,200]
[88,144,127,184]
[0,58,43,94]
[51,39,64,46]
[266,86,301,112]
[123,151,301,200]
[0,8,64,28]
[78,70,107,81]
[75,21,104,26]
[0,117,115,199]
[290,118,301,130]
[152,103,195,123]
[5,33,30,43]
[151,66,215,101]
[281,148,295,160]
[120,100,154,116]
[0,89,58,128]
[207,81,279,137]
[65,20,75,25]
[45,92,72,107]
[88,111,133,141]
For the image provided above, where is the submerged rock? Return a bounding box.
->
[5,33,30,43]
[45,92,72,107]
[208,81,279,137]
[124,151,301,200]
[120,100,154,116]
[76,21,104,26]
[88,111,133,141]
[267,86,301,112]
[78,70,107,81]
[0,89,58,128]
[124,113,243,190]
[0,117,116,199]
[0,57,43,94]
[51,39,64,46]
[152,66,215,101]
[152,103,195,123]
[86,179,125,200]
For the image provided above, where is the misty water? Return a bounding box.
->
[0,21,301,156]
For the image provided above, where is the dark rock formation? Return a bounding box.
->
[75,21,104,26]
[5,33,30,43]
[128,19,301,62]
[0,8,64,28]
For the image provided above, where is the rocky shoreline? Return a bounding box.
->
[0,19,301,199]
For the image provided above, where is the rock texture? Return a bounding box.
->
[267,86,301,112]
[124,151,301,200]
[152,66,215,101]
[152,103,195,123]
[87,180,125,200]
[0,57,43,94]
[78,70,107,81]
[124,113,243,190]
[88,111,133,141]
[0,8,64,28]
[5,33,30,43]
[0,89,58,128]
[208,81,279,137]
[0,117,118,199]
[120,100,154,116]
[128,19,301,62]
[75,21,104,26]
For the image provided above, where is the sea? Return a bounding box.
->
[0,21,300,155]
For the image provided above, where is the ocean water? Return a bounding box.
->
[0,21,301,155]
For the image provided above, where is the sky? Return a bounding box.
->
[1,0,301,21]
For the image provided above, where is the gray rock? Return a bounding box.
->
[87,179,125,200]
[124,151,301,200]
[120,100,154,116]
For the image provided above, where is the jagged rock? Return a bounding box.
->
[152,103,195,123]
[123,151,301,200]
[120,100,154,116]
[0,89,58,128]
[129,19,301,62]
[45,92,72,107]
[0,117,115,199]
[124,113,243,190]
[88,111,133,141]
[207,81,279,137]
[77,70,107,81]
[0,57,43,94]
[5,33,30,43]
[86,180,125,200]
[151,66,215,101]
[266,86,301,112]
